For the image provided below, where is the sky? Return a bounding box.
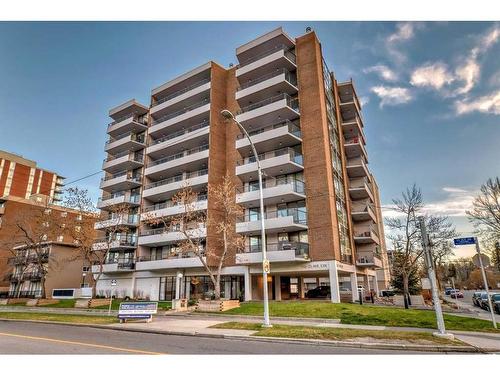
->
[0,21,499,258]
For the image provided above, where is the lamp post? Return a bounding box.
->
[221,109,271,327]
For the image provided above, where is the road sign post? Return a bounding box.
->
[108,279,117,316]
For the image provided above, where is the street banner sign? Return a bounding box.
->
[111,279,117,286]
[453,237,476,246]
[263,260,270,273]
[472,253,490,268]
[118,302,158,323]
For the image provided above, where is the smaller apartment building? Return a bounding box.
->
[94,27,390,302]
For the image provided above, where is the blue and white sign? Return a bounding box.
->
[453,237,476,246]
[118,302,158,322]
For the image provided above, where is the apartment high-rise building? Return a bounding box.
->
[94,27,390,302]
[0,150,65,202]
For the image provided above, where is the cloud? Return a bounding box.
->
[364,65,399,82]
[359,96,370,106]
[410,62,455,90]
[385,22,424,63]
[454,90,500,115]
[382,186,476,219]
[370,86,413,107]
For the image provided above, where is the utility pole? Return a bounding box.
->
[418,217,454,340]
[475,237,497,329]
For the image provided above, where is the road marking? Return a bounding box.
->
[0,332,165,355]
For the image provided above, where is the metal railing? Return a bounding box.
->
[136,249,204,262]
[101,171,142,183]
[237,68,297,91]
[152,99,210,125]
[236,119,301,140]
[238,44,296,67]
[238,207,307,225]
[106,132,145,145]
[236,178,305,195]
[144,168,208,190]
[236,147,303,166]
[242,241,309,255]
[237,93,299,115]
[152,78,211,107]
[104,151,144,164]
[140,224,206,237]
[98,214,139,226]
[10,290,43,298]
[143,194,207,213]
[353,225,379,238]
[149,144,209,167]
[151,121,209,146]
[108,112,147,129]
[357,254,381,264]
[94,234,138,247]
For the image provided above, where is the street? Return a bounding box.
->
[0,320,449,355]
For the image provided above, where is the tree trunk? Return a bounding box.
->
[213,278,221,300]
[403,272,410,309]
[41,275,47,299]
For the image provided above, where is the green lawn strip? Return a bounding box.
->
[91,299,171,311]
[0,311,118,325]
[210,322,467,346]
[42,299,77,308]
[215,301,499,333]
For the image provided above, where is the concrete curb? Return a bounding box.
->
[0,318,485,353]
[191,312,342,324]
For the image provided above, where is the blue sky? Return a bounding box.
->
[0,22,498,256]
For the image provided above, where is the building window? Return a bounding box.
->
[44,209,51,215]
[57,235,64,242]
[82,266,90,273]
[76,214,82,221]
[61,212,68,217]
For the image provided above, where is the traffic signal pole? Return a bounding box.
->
[475,238,497,329]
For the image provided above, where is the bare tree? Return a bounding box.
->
[63,187,131,297]
[143,174,244,300]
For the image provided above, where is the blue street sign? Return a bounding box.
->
[454,237,476,246]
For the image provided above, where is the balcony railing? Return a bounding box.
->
[152,99,210,125]
[238,208,307,225]
[136,249,204,262]
[236,119,301,140]
[98,214,139,226]
[238,44,296,68]
[236,178,305,195]
[99,193,141,205]
[237,93,299,115]
[151,121,209,146]
[101,171,142,183]
[152,78,211,107]
[10,290,43,298]
[143,194,208,213]
[140,223,206,237]
[23,271,43,280]
[144,168,208,190]
[94,234,137,247]
[104,151,143,164]
[242,241,309,256]
[107,113,147,129]
[354,225,379,238]
[236,147,303,166]
[149,143,209,167]
[346,157,367,167]
[344,136,362,146]
[237,68,297,91]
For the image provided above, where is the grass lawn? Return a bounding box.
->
[0,311,118,325]
[214,301,499,333]
[42,299,77,308]
[210,322,466,346]
[91,299,171,311]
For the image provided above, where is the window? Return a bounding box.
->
[42,221,49,227]
[82,266,90,273]
[76,214,82,221]
[80,283,89,288]
[249,236,261,252]
[61,212,68,217]
[248,208,260,221]
[44,209,51,215]
[41,234,48,241]
[57,235,64,242]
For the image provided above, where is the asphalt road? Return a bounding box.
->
[0,320,445,354]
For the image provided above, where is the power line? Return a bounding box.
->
[64,170,102,186]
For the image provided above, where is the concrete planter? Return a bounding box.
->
[196,299,240,312]
[26,298,58,306]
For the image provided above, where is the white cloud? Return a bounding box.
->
[364,65,399,82]
[410,62,455,90]
[454,90,500,115]
[359,96,370,106]
[385,22,424,63]
[370,86,413,107]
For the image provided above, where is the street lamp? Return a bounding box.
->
[221,109,272,327]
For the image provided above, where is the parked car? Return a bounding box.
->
[479,292,491,310]
[381,290,396,297]
[472,291,483,307]
[444,287,454,295]
[491,294,500,314]
[305,286,331,299]
[450,290,464,298]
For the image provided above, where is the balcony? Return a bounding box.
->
[236,241,309,264]
[353,225,380,244]
[94,214,139,230]
[237,179,305,207]
[23,271,43,281]
[102,151,144,173]
[142,169,208,201]
[107,113,148,138]
[236,208,307,235]
[142,195,207,220]
[147,121,210,158]
[11,290,43,298]
[138,226,207,247]
[92,259,135,274]
[351,203,377,222]
[236,120,301,154]
[92,235,137,251]
[346,157,369,178]
[348,177,374,201]
[145,144,209,179]
[235,93,299,128]
[149,99,210,137]
[100,172,142,192]
[356,254,383,268]
[236,147,303,180]
[342,115,365,144]
[151,78,211,117]
[236,68,298,105]
[136,253,205,271]
[344,137,367,160]
[236,45,296,80]
[105,132,145,154]
[97,192,141,209]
